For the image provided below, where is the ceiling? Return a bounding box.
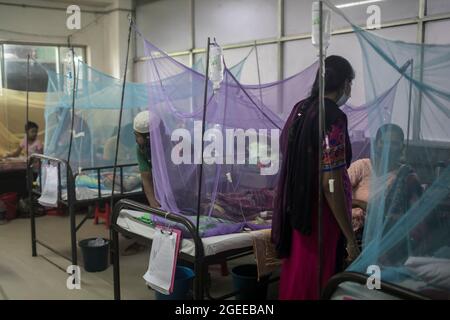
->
[42,0,117,9]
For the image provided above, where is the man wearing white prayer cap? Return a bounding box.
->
[121,110,161,256]
[133,110,160,209]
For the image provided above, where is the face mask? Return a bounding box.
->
[336,92,349,107]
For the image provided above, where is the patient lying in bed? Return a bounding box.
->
[76,172,142,193]
[380,246,450,299]
[202,188,275,222]
[36,169,140,198]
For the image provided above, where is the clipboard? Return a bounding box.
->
[143,225,182,295]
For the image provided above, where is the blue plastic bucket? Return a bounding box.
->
[231,264,271,300]
[154,266,195,300]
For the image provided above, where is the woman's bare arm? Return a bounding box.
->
[3,146,22,158]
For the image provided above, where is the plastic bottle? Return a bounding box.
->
[311,1,332,53]
[64,50,74,95]
[209,44,224,91]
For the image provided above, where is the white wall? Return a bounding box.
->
[0,0,134,78]
[285,0,420,36]
[135,0,191,55]
[194,0,278,47]
[427,0,450,16]
[134,0,450,104]
[425,20,450,44]
[135,0,281,84]
[136,1,425,101]
[224,44,279,84]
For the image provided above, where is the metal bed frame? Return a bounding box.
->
[322,271,430,300]
[111,199,278,300]
[27,153,144,267]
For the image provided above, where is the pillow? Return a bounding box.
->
[405,256,450,290]
[433,246,450,259]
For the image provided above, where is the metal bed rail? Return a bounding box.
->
[321,271,429,300]
[111,199,280,301]
[28,154,78,265]
[28,153,141,267]
[111,199,205,300]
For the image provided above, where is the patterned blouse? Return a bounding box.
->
[322,119,348,172]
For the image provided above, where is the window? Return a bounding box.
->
[0,43,85,92]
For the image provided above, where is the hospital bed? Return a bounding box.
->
[27,153,144,267]
[323,244,450,300]
[111,199,277,300]
[322,271,444,300]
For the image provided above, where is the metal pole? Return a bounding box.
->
[413,0,426,142]
[26,54,37,258]
[196,37,210,237]
[317,0,326,298]
[193,38,211,300]
[189,0,195,68]
[110,15,133,229]
[277,0,284,114]
[26,54,30,162]
[65,46,78,266]
[69,181,77,265]
[277,0,284,81]
[254,41,263,104]
[405,59,414,159]
[112,228,121,300]
[67,47,76,164]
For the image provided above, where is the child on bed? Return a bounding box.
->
[1,121,43,160]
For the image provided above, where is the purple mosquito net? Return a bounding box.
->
[138,32,399,238]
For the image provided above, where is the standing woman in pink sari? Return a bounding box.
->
[272,56,360,300]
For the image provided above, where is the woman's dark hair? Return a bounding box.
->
[375,123,404,143]
[309,55,355,101]
[25,121,38,131]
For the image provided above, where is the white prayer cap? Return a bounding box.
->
[133,110,160,133]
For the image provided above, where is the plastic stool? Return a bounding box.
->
[94,202,111,228]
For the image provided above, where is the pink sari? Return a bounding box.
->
[279,120,352,300]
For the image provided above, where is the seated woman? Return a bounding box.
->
[348,124,423,251]
[1,121,43,159]
[1,122,43,174]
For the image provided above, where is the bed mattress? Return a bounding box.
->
[61,186,142,201]
[116,209,257,257]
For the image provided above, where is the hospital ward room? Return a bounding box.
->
[0,0,449,303]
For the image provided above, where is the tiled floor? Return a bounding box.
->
[0,214,279,300]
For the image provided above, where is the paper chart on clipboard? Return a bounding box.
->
[143,225,182,295]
